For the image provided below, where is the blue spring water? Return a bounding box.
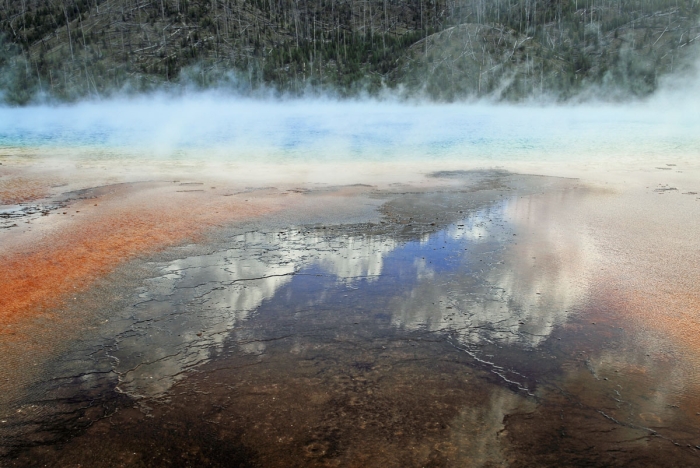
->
[0,96,698,165]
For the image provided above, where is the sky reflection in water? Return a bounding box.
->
[92,197,583,399]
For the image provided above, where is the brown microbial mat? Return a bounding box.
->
[1,171,699,467]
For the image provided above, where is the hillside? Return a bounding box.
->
[1,0,699,103]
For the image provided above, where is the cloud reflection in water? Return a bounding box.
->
[109,230,398,397]
[98,193,597,400]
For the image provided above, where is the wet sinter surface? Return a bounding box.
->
[1,175,700,467]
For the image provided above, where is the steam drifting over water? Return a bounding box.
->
[1,94,699,172]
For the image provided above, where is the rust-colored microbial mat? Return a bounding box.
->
[0,180,302,413]
[0,182,293,328]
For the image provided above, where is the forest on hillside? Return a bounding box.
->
[1,0,699,103]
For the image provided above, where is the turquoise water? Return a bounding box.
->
[1,96,698,165]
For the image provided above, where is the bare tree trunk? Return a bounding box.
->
[383,0,387,55]
[62,3,75,62]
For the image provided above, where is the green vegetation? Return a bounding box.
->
[0,0,699,103]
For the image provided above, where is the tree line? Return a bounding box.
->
[0,0,698,103]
